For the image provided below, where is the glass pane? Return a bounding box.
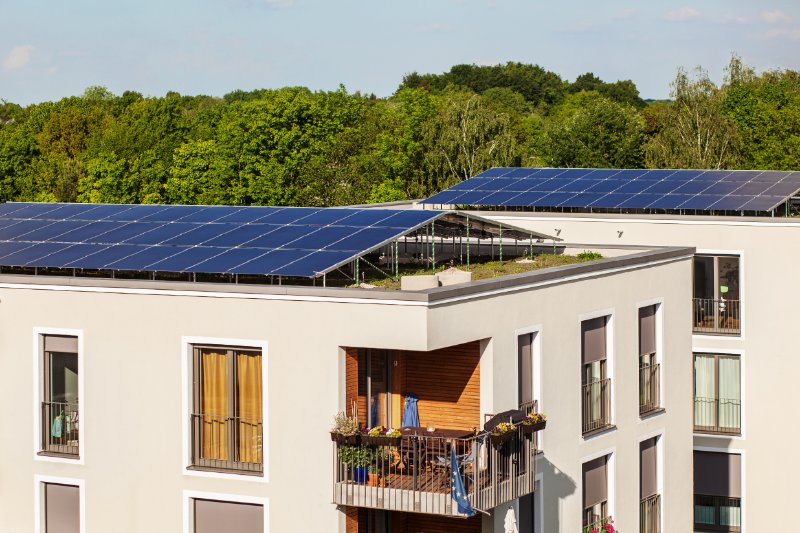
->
[719,356,741,430]
[369,350,388,428]
[720,500,742,527]
[718,256,740,300]
[48,352,78,404]
[201,350,229,461]
[236,351,263,464]
[693,256,715,299]
[694,355,717,427]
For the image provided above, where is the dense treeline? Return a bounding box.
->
[0,57,798,207]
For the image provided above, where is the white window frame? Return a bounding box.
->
[579,447,616,526]
[637,298,666,420]
[183,490,269,533]
[692,249,745,341]
[515,324,543,448]
[32,327,85,464]
[638,429,665,533]
[181,336,270,483]
[578,308,615,442]
[34,475,85,533]
[691,347,745,440]
[693,445,746,532]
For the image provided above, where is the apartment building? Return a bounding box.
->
[424,166,800,533]
[0,201,694,532]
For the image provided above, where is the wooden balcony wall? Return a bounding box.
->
[349,509,482,533]
[345,341,481,430]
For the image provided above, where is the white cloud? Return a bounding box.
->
[664,6,701,22]
[765,27,800,40]
[762,10,791,23]
[2,45,35,70]
[721,15,750,24]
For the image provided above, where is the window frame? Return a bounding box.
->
[33,328,85,465]
[692,351,743,436]
[34,475,85,533]
[182,336,269,483]
[693,446,746,533]
[637,300,664,418]
[579,309,615,438]
[580,449,615,530]
[183,490,268,533]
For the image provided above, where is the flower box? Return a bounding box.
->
[521,420,547,435]
[361,435,402,446]
[330,432,361,445]
[489,430,515,447]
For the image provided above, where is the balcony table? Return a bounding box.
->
[399,427,475,490]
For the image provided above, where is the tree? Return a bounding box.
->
[544,93,645,168]
[645,68,741,169]
[422,92,516,194]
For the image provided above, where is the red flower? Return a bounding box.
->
[603,520,615,533]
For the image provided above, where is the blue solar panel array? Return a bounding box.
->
[422,168,800,211]
[0,203,444,277]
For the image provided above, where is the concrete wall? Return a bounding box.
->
[0,246,693,532]
[484,211,800,533]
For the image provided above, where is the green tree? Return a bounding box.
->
[544,93,645,168]
[645,68,741,169]
[165,140,228,204]
[422,92,516,194]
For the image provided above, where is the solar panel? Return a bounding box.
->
[421,168,800,211]
[0,203,458,277]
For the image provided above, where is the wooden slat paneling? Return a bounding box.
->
[403,341,481,430]
[396,513,482,533]
[345,347,360,418]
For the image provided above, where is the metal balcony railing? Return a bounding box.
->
[41,401,79,456]
[641,494,661,533]
[583,515,612,533]
[639,363,660,415]
[332,427,537,516]
[582,378,612,435]
[692,298,741,335]
[693,397,741,435]
[189,413,263,474]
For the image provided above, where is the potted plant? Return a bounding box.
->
[489,421,517,447]
[520,412,547,435]
[339,445,375,484]
[590,518,614,533]
[330,412,361,445]
[362,425,402,446]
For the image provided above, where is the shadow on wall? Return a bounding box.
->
[539,456,577,533]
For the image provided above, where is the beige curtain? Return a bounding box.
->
[237,353,263,464]
[202,350,229,460]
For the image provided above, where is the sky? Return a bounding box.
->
[1,0,800,105]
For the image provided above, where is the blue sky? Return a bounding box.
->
[2,0,799,105]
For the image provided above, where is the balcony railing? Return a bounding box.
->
[641,494,661,533]
[583,515,612,533]
[692,298,740,335]
[41,401,79,456]
[189,413,263,474]
[694,495,741,531]
[693,398,741,435]
[332,427,537,516]
[639,363,661,415]
[582,378,612,435]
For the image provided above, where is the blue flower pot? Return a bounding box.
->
[353,466,369,484]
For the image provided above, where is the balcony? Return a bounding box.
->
[639,363,661,416]
[692,298,740,335]
[582,378,612,436]
[189,413,263,474]
[332,426,537,517]
[641,494,661,533]
[693,398,741,435]
[41,401,79,456]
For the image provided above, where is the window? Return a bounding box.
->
[694,354,741,435]
[694,451,742,532]
[581,316,611,435]
[518,332,535,410]
[693,255,741,335]
[640,438,660,533]
[40,335,79,457]
[190,346,263,474]
[639,305,660,415]
[193,499,264,533]
[43,483,80,533]
[582,455,610,532]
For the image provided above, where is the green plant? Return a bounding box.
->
[490,421,515,435]
[331,412,359,436]
[339,445,377,468]
[521,413,547,425]
[577,250,603,261]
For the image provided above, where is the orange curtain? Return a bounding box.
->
[201,350,229,461]
[237,352,263,464]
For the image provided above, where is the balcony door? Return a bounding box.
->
[42,335,79,456]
